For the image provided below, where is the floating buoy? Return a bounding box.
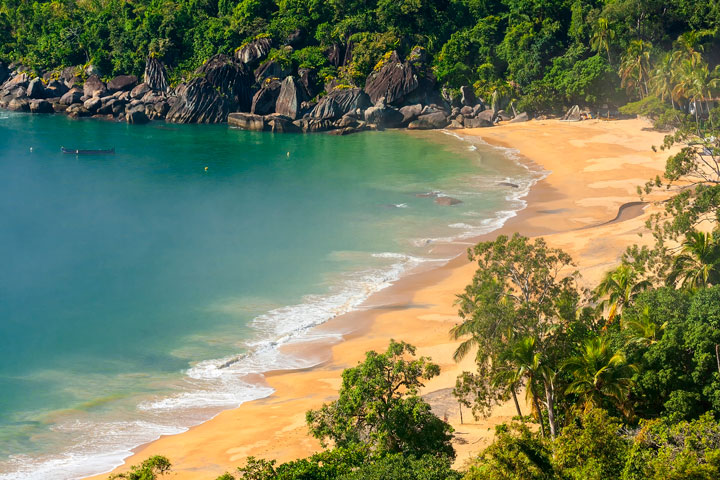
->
[286,151,290,157]
[29,147,33,153]
[204,166,208,171]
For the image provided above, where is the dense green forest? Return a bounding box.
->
[1,0,719,111]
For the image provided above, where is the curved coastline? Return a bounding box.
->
[84,117,676,479]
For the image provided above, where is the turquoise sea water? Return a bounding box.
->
[0,112,539,479]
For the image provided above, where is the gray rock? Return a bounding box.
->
[228,112,266,131]
[27,78,46,99]
[476,109,496,124]
[407,112,449,130]
[131,83,151,99]
[460,105,473,116]
[166,78,231,124]
[510,112,529,123]
[562,105,581,121]
[29,99,52,113]
[154,101,170,118]
[448,119,464,129]
[107,75,138,93]
[8,98,29,112]
[435,196,462,206]
[126,108,149,124]
[83,97,102,113]
[111,99,127,116]
[196,54,253,111]
[298,68,318,98]
[251,79,282,115]
[254,60,290,83]
[472,103,485,116]
[496,109,512,121]
[399,104,423,126]
[60,88,83,105]
[144,57,169,92]
[275,76,307,120]
[364,100,403,128]
[66,104,91,118]
[293,118,334,133]
[45,79,68,97]
[4,73,29,89]
[464,116,493,128]
[235,37,272,67]
[83,75,107,98]
[266,114,301,133]
[310,88,371,121]
[363,51,418,105]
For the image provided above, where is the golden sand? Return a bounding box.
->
[89,118,675,479]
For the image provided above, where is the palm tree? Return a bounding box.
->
[563,337,637,418]
[672,30,707,68]
[595,263,651,324]
[493,337,547,436]
[590,18,615,64]
[666,230,720,290]
[619,40,652,99]
[621,305,666,347]
[650,52,678,109]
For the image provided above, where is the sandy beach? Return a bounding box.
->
[89,118,676,479]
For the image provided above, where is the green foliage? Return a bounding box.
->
[340,453,461,480]
[622,414,720,480]
[464,422,555,480]
[553,409,629,480]
[306,340,454,458]
[108,455,171,480]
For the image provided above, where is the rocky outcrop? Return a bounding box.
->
[29,99,52,113]
[26,78,46,99]
[510,112,530,123]
[83,75,107,98]
[310,88,371,120]
[399,104,423,126]
[60,88,83,105]
[235,37,272,67]
[251,79,282,115]
[131,83,151,99]
[144,56,169,92]
[197,54,254,111]
[166,78,230,124]
[563,105,581,121]
[363,51,419,105]
[228,112,266,131]
[254,60,290,83]
[107,75,138,93]
[298,68,318,99]
[293,118,335,133]
[45,79,68,97]
[364,99,403,128]
[274,76,307,120]
[463,116,493,128]
[8,98,29,112]
[460,86,477,107]
[126,107,149,124]
[266,114,301,133]
[407,112,449,130]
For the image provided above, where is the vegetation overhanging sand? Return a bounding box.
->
[89,118,677,479]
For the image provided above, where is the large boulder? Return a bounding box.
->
[29,99,53,113]
[310,88,371,121]
[266,114,301,133]
[254,60,290,83]
[166,78,231,124]
[228,112,266,131]
[476,109,497,124]
[26,77,46,99]
[83,97,102,113]
[510,112,530,123]
[83,75,107,98]
[460,86,477,107]
[363,51,418,105]
[4,72,29,89]
[107,75,138,93]
[407,112,449,130]
[275,76,307,120]
[60,88,83,105]
[562,105,581,121]
[251,79,282,115]
[144,56,169,92]
[293,118,335,133]
[298,68,319,99]
[197,54,254,111]
[364,100,403,128]
[463,116,493,128]
[130,83,151,99]
[8,98,29,112]
[45,79,68,97]
[399,104,423,126]
[235,37,272,67]
[126,107,150,124]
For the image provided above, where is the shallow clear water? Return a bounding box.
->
[0,112,538,478]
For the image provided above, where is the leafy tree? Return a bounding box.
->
[590,17,615,64]
[619,39,652,100]
[563,336,637,418]
[666,230,720,289]
[594,263,651,324]
[108,456,171,480]
[306,340,454,458]
[553,409,629,480]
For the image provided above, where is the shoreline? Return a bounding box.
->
[86,117,675,479]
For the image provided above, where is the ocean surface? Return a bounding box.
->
[0,112,542,479]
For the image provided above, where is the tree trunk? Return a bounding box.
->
[543,379,557,439]
[532,393,546,437]
[511,386,523,419]
[715,344,720,376]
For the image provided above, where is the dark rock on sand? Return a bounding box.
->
[235,37,272,67]
[510,112,530,123]
[144,56,169,92]
[407,112,449,130]
[107,75,138,93]
[498,182,520,188]
[464,116,493,128]
[563,105,581,122]
[166,78,230,124]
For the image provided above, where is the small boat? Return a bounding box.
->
[61,147,115,155]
